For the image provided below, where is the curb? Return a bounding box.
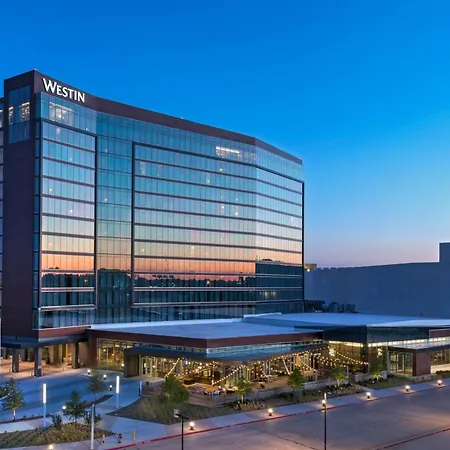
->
[106,383,448,450]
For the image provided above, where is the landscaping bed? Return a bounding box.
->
[0,394,114,425]
[112,395,235,424]
[0,423,113,448]
[358,373,446,390]
[113,384,364,424]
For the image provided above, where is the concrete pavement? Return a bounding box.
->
[0,368,141,427]
[2,378,449,449]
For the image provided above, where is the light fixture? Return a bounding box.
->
[366,392,371,400]
[405,385,410,392]
[189,421,195,430]
[62,405,66,411]
[438,379,443,387]
[268,408,273,417]
[109,384,113,391]
[87,369,91,375]
[322,399,327,408]
[103,374,107,380]
[49,445,54,450]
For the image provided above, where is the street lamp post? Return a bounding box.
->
[174,409,189,450]
[322,392,327,450]
[116,376,120,409]
[42,383,47,428]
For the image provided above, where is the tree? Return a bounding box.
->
[63,390,86,426]
[87,369,106,401]
[235,377,253,403]
[2,378,25,420]
[287,368,306,401]
[370,359,384,381]
[164,375,189,403]
[327,366,347,387]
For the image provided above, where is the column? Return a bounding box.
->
[72,343,79,369]
[34,348,43,377]
[413,350,431,376]
[79,342,90,367]
[50,345,62,365]
[12,349,20,373]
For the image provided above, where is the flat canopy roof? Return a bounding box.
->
[389,337,450,352]
[92,319,317,340]
[244,313,450,329]
[125,342,326,363]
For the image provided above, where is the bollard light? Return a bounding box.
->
[87,369,91,376]
[438,379,443,387]
[322,398,327,408]
[116,375,120,409]
[48,445,53,450]
[62,405,66,411]
[189,421,195,430]
[109,384,113,391]
[405,385,410,392]
[42,383,47,428]
[268,408,273,417]
[103,374,107,380]
[366,391,371,400]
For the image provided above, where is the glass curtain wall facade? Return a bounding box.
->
[34,92,303,329]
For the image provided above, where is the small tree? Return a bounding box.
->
[235,377,252,403]
[2,378,25,420]
[51,413,63,429]
[327,366,347,387]
[83,409,102,427]
[370,359,384,381]
[164,375,189,403]
[88,369,106,401]
[287,368,306,401]
[63,390,86,426]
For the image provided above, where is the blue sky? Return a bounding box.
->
[3,0,450,267]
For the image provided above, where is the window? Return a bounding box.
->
[8,86,31,143]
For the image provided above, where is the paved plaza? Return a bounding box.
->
[0,368,140,430]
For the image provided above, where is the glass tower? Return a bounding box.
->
[2,71,304,335]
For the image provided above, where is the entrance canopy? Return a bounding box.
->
[91,318,323,353]
[124,342,326,364]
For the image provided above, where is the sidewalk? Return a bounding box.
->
[3,379,447,450]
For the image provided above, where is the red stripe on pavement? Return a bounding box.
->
[376,426,450,449]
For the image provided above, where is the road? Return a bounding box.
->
[138,386,450,450]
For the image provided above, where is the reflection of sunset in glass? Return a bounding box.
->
[29,85,303,328]
[41,254,94,271]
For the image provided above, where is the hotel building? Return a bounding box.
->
[0,70,304,374]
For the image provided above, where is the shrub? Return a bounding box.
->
[163,375,189,403]
[51,414,63,429]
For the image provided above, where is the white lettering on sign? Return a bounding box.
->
[42,78,85,103]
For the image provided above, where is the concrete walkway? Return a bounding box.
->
[2,378,447,450]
